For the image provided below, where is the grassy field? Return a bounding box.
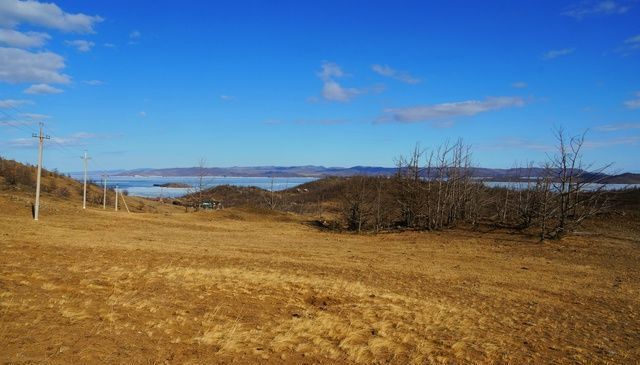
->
[1,191,639,364]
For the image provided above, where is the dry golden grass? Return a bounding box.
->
[1,191,639,364]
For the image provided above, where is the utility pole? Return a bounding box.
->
[115,185,118,211]
[102,174,107,209]
[82,151,91,209]
[32,122,50,221]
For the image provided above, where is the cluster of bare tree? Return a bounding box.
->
[341,139,484,232]
[339,130,611,240]
[0,157,35,186]
[494,129,611,239]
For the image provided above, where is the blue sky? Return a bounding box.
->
[0,0,639,172]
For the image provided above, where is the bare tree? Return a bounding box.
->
[341,176,372,233]
[545,129,611,238]
[185,158,210,211]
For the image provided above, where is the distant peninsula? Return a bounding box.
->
[153,182,191,188]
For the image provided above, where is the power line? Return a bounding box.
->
[2,103,115,189]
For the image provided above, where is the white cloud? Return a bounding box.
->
[511,81,528,89]
[583,136,640,149]
[65,39,94,52]
[0,120,36,128]
[0,47,70,84]
[317,62,344,80]
[7,132,95,148]
[624,34,640,45]
[82,79,103,86]
[371,64,420,84]
[477,138,554,153]
[316,62,367,102]
[543,48,575,60]
[20,112,49,119]
[624,92,640,109]
[0,98,33,108]
[380,96,525,124]
[139,111,147,117]
[220,94,234,101]
[322,79,361,102]
[294,118,348,126]
[616,34,640,55]
[24,83,63,94]
[0,0,103,33]
[563,1,630,18]
[70,132,96,139]
[103,42,116,48]
[128,30,141,45]
[596,122,640,131]
[0,28,49,48]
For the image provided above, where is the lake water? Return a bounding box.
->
[77,176,318,198]
[72,175,639,198]
[484,181,640,191]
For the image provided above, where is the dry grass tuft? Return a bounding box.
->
[0,191,639,364]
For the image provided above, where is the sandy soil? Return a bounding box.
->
[1,192,639,364]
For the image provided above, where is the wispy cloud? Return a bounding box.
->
[316,62,366,102]
[371,64,420,84]
[65,39,94,52]
[322,79,362,102]
[82,79,104,86]
[264,118,348,126]
[220,95,235,101]
[0,0,103,33]
[128,30,141,45]
[477,138,554,152]
[616,34,640,55]
[595,122,640,132]
[139,111,147,117]
[294,118,348,126]
[511,81,528,89]
[0,120,37,128]
[0,99,33,108]
[20,113,50,120]
[24,83,63,94]
[3,131,120,149]
[0,29,50,48]
[583,136,640,148]
[563,1,630,19]
[624,92,640,109]
[379,96,526,124]
[543,48,575,60]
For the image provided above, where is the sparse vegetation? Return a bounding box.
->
[182,131,613,241]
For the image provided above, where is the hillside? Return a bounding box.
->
[0,157,174,215]
[110,165,640,183]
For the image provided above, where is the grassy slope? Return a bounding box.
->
[1,186,639,364]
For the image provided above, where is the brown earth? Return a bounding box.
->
[0,191,639,364]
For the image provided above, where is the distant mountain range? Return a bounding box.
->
[95,166,640,184]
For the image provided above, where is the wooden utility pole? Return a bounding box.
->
[82,151,91,209]
[115,185,119,211]
[32,122,50,221]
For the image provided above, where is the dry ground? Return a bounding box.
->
[1,192,639,364]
